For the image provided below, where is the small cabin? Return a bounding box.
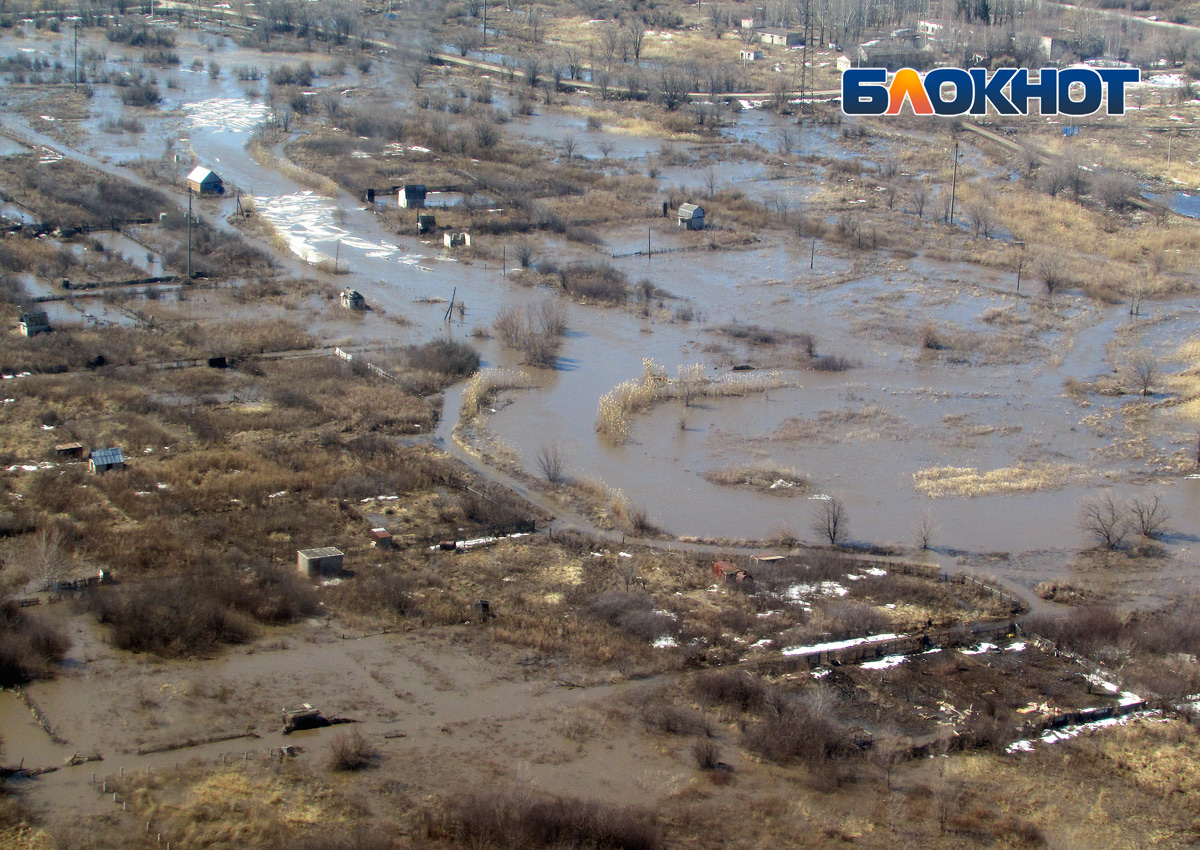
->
[18,311,50,337]
[297,547,344,578]
[399,184,427,209]
[340,288,365,310]
[89,447,125,474]
[187,166,224,196]
[417,214,437,235]
[677,203,705,230]
[836,55,853,73]
[443,232,471,249]
[740,49,763,63]
[759,28,803,47]
[55,442,85,459]
[370,527,396,550]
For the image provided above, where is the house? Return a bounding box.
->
[89,447,125,473]
[713,561,753,584]
[759,28,803,47]
[443,232,471,248]
[340,288,365,310]
[836,54,853,73]
[297,547,344,578]
[55,442,84,459]
[677,203,705,230]
[187,166,224,195]
[370,528,396,550]
[399,184,427,208]
[18,311,50,337]
[740,16,759,29]
[740,49,763,63]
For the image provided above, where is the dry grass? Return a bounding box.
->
[460,368,538,420]
[913,463,1090,498]
[701,463,810,495]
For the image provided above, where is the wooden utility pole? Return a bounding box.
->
[186,189,193,279]
[73,21,78,91]
[948,141,960,227]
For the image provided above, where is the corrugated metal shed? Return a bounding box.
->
[299,546,343,559]
[90,447,124,466]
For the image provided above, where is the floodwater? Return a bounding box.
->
[1148,190,1200,219]
[2,24,1199,571]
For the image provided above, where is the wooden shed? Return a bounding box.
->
[187,166,224,195]
[677,203,705,230]
[298,547,344,578]
[370,528,396,550]
[18,311,50,337]
[399,184,427,209]
[89,447,125,474]
[340,288,365,310]
[55,442,85,459]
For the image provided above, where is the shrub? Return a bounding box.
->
[559,263,629,303]
[0,601,69,686]
[692,669,768,713]
[692,738,722,770]
[327,727,378,771]
[405,339,480,377]
[586,591,676,642]
[435,789,663,850]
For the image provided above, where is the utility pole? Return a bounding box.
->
[334,239,341,273]
[647,226,651,262]
[186,189,193,279]
[73,21,78,91]
[482,0,486,46]
[948,141,960,227]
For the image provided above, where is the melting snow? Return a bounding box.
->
[861,654,907,670]
[782,633,902,656]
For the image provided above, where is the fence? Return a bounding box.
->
[333,347,399,383]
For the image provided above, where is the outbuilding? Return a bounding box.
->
[677,203,705,230]
[18,311,50,337]
[370,528,396,550]
[187,166,224,195]
[89,447,125,473]
[759,28,803,47]
[340,288,365,310]
[399,184,427,208]
[297,547,344,578]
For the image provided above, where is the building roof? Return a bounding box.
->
[187,166,219,183]
[91,447,124,465]
[713,560,738,573]
[678,203,704,217]
[759,27,801,36]
[299,547,344,559]
[56,442,84,451]
[370,528,392,539]
[402,184,427,195]
[19,311,49,325]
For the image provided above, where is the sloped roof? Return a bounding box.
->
[678,203,704,217]
[91,447,124,465]
[187,166,219,183]
[299,547,343,559]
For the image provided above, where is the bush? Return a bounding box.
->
[692,669,768,713]
[0,601,69,686]
[327,727,378,771]
[405,339,480,377]
[586,591,676,642]
[559,263,628,303]
[742,694,851,766]
[436,789,663,850]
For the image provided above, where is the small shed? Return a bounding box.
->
[187,166,224,196]
[298,547,344,578]
[55,442,85,459]
[836,54,853,73]
[340,288,365,310]
[759,28,803,47]
[89,447,125,473]
[740,49,763,63]
[18,311,50,337]
[740,17,759,29]
[443,232,471,249]
[399,184,427,209]
[713,561,752,585]
[417,214,437,235]
[677,203,705,230]
[370,527,396,550]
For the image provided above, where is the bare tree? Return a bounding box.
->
[561,134,577,160]
[776,126,796,155]
[1128,351,1157,397]
[703,167,719,197]
[1130,492,1170,538]
[914,509,936,551]
[811,497,848,546]
[659,70,690,111]
[537,442,566,483]
[909,181,929,219]
[320,89,342,121]
[1078,492,1130,550]
[625,20,646,60]
[512,236,537,268]
[1038,257,1068,297]
[598,140,614,158]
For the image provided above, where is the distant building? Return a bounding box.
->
[55,442,84,459]
[443,232,471,248]
[836,54,853,73]
[740,16,759,29]
[399,184,427,208]
[677,203,705,230]
[297,547,344,578]
[18,311,50,337]
[340,288,365,310]
[370,528,396,550]
[759,28,803,47]
[187,166,224,195]
[417,213,437,235]
[713,561,753,585]
[740,49,764,63]
[89,447,125,474]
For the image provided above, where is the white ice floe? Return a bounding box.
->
[184,98,270,132]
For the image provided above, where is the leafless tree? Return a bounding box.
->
[659,70,690,111]
[407,60,426,89]
[1078,492,1131,550]
[625,20,646,59]
[776,126,796,155]
[965,194,994,237]
[1130,492,1170,538]
[453,29,481,57]
[320,89,342,121]
[1128,351,1157,397]
[914,509,936,551]
[561,135,577,160]
[703,167,718,197]
[598,140,614,158]
[513,236,537,267]
[1038,257,1068,297]
[909,181,929,219]
[537,442,566,483]
[811,497,848,546]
